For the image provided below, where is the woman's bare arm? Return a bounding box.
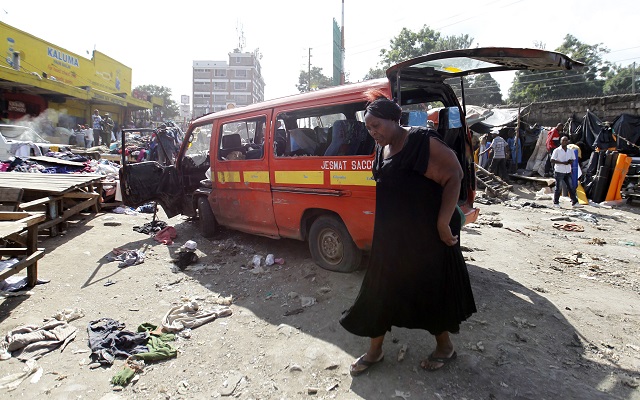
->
[424,138,463,246]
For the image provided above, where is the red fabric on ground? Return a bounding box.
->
[154,226,177,245]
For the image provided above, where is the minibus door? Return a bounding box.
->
[211,114,278,237]
[119,128,185,218]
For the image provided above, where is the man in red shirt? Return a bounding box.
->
[544,123,563,176]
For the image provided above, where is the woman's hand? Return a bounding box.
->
[437,222,459,246]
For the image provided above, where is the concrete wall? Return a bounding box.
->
[517,94,640,127]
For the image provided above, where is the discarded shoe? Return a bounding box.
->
[349,353,384,377]
[420,350,457,371]
[173,251,199,270]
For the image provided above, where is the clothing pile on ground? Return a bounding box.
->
[106,248,146,268]
[0,298,232,390]
[110,133,152,162]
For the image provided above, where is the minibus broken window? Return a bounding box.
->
[218,117,266,161]
[275,102,373,158]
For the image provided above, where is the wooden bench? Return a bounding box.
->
[0,187,24,211]
[1,173,103,237]
[0,212,46,287]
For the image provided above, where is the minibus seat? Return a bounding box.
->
[314,126,332,155]
[436,107,466,161]
[274,128,287,156]
[356,131,375,155]
[324,120,369,156]
[289,128,318,155]
[219,133,245,159]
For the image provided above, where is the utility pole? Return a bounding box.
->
[340,0,345,84]
[633,62,636,94]
[308,48,312,92]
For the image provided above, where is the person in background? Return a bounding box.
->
[113,119,121,143]
[480,130,508,181]
[340,90,476,376]
[551,135,581,208]
[478,134,490,169]
[545,123,563,177]
[101,113,114,147]
[507,132,522,173]
[84,124,94,148]
[92,109,103,146]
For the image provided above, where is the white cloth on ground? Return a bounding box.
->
[1,319,77,360]
[0,359,39,391]
[161,301,232,332]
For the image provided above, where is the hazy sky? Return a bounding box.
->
[2,0,639,105]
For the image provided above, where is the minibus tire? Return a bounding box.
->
[308,216,362,273]
[198,197,217,238]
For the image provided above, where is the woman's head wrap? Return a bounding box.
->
[365,97,402,121]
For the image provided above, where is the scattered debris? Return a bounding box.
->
[219,374,243,396]
[52,308,85,322]
[265,254,275,266]
[397,344,408,362]
[326,382,339,391]
[0,359,39,391]
[504,227,530,236]
[553,254,583,265]
[284,308,304,316]
[552,223,584,232]
[513,316,536,328]
[393,390,411,400]
[470,341,485,352]
[277,324,294,338]
[300,296,316,307]
[288,364,303,372]
[620,374,639,388]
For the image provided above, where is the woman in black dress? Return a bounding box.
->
[340,91,476,375]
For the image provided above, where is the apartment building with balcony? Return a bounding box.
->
[192,49,265,117]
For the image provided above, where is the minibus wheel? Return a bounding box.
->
[309,215,362,273]
[198,197,217,238]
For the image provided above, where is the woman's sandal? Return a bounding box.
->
[349,353,384,377]
[420,350,457,371]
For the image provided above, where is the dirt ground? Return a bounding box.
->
[1,182,639,400]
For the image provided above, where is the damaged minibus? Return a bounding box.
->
[120,47,582,272]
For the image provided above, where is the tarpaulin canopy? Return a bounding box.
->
[574,110,602,149]
[469,107,519,133]
[612,113,640,156]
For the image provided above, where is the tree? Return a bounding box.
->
[603,64,638,95]
[296,66,334,93]
[133,85,179,120]
[363,67,385,81]
[464,73,503,106]
[362,25,473,84]
[376,26,474,71]
[508,34,611,103]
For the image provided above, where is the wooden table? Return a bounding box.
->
[0,173,103,236]
[0,211,45,287]
[100,153,137,164]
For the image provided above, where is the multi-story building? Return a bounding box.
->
[192,49,265,117]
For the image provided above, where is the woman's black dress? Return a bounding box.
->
[340,128,477,337]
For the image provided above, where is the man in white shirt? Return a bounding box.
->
[551,136,580,207]
[480,130,508,181]
[92,109,103,146]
